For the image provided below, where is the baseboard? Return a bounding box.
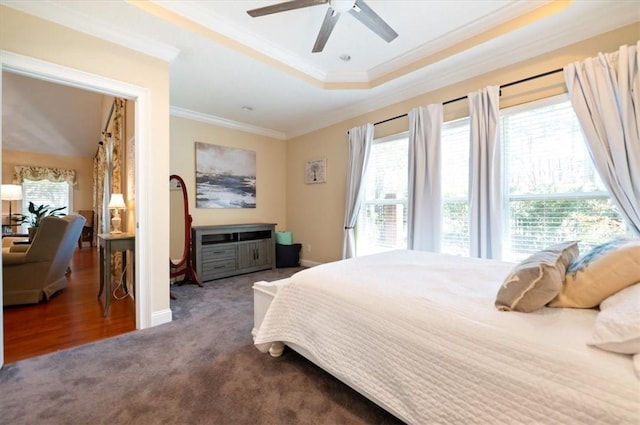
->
[150,308,172,327]
[300,259,322,267]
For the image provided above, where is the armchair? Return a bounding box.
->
[3,214,86,306]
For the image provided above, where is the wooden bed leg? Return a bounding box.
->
[268,342,285,357]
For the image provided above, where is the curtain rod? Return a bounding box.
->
[370,67,564,128]
[102,102,115,135]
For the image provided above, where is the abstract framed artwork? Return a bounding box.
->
[195,142,256,208]
[305,158,327,184]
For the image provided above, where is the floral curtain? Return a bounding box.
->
[13,165,77,188]
[93,141,106,238]
[111,98,125,201]
[94,98,127,296]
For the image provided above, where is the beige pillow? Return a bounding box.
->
[495,241,579,312]
[549,239,640,309]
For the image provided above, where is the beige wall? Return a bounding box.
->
[1,6,171,320]
[169,116,287,258]
[286,23,640,264]
[2,149,93,215]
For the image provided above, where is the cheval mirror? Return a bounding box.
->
[169,174,202,294]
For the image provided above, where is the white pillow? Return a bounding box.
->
[634,353,640,379]
[587,283,640,354]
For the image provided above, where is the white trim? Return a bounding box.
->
[300,259,322,268]
[133,86,153,330]
[1,1,181,63]
[2,51,142,99]
[324,71,371,83]
[0,51,158,343]
[170,106,286,140]
[150,308,173,327]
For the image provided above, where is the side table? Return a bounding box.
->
[98,233,135,317]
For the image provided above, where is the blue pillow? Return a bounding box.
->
[549,238,640,309]
[567,238,630,275]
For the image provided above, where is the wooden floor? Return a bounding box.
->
[3,245,136,364]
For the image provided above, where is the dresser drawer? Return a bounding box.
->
[202,245,236,261]
[202,259,236,279]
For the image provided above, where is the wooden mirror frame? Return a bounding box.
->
[170,174,202,288]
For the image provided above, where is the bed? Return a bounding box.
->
[252,249,639,424]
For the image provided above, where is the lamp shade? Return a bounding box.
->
[1,184,23,201]
[108,193,126,209]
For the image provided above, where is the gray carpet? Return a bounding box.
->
[0,267,403,425]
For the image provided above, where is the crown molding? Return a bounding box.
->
[149,1,327,81]
[286,28,560,139]
[2,0,181,63]
[170,106,286,140]
[149,0,559,87]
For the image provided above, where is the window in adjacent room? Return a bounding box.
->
[441,117,470,256]
[19,178,71,231]
[356,133,409,256]
[501,95,628,261]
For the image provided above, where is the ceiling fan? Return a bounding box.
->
[247,0,398,53]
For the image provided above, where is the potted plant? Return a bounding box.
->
[12,202,66,241]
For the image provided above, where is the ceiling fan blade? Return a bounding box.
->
[349,0,398,43]
[312,7,341,53]
[247,0,328,17]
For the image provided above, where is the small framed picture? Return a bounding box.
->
[305,158,327,184]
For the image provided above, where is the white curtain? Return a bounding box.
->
[407,104,443,251]
[342,123,374,259]
[564,42,640,235]
[468,86,502,259]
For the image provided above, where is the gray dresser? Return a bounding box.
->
[192,223,276,281]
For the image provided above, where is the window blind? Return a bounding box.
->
[21,179,70,219]
[441,118,470,256]
[501,97,627,260]
[357,135,409,255]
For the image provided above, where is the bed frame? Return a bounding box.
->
[252,279,406,422]
[252,280,287,357]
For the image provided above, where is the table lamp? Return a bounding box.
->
[1,184,23,233]
[108,193,126,233]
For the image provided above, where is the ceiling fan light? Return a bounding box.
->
[331,0,355,14]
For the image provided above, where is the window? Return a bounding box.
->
[501,96,628,260]
[355,95,627,260]
[356,134,409,256]
[441,118,470,256]
[20,179,71,229]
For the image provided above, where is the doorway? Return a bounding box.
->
[1,71,135,362]
[1,51,157,367]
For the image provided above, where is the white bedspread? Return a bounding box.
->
[254,250,640,424]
